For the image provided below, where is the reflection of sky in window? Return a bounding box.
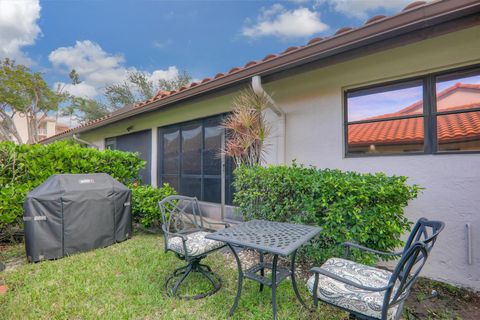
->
[348,85,423,122]
[436,74,480,91]
[182,126,201,139]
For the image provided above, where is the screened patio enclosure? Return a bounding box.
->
[157,114,234,205]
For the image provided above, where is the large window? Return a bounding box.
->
[345,66,480,156]
[158,115,234,204]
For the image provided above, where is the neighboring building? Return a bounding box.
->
[41,0,480,290]
[11,114,69,143]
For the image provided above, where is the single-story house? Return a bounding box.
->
[41,0,480,290]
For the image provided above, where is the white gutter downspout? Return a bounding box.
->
[73,134,99,149]
[252,75,286,164]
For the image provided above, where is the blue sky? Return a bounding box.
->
[1,0,417,100]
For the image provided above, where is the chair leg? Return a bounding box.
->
[165,258,222,300]
[198,263,212,273]
[173,264,190,276]
[198,266,222,292]
[172,264,193,295]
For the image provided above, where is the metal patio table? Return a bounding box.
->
[206,219,321,319]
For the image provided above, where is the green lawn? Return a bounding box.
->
[0,233,344,320]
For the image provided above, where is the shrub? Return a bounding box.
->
[233,163,420,264]
[131,183,177,228]
[0,140,145,232]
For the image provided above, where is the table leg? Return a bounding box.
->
[259,252,264,292]
[271,254,278,320]
[290,249,308,309]
[227,243,243,317]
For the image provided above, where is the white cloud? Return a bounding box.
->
[56,114,79,128]
[243,4,329,39]
[318,0,415,19]
[49,40,127,84]
[49,40,181,98]
[54,82,98,99]
[149,67,181,83]
[152,39,172,49]
[0,0,41,64]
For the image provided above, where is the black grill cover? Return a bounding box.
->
[23,173,132,262]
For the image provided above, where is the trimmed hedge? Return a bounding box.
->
[0,141,145,232]
[233,163,420,264]
[131,184,176,228]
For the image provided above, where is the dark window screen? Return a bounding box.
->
[105,130,152,184]
[158,115,234,204]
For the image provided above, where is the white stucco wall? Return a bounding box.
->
[77,25,480,290]
[12,114,29,143]
[262,25,480,290]
[45,120,57,136]
[11,115,61,143]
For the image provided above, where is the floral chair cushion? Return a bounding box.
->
[167,231,224,257]
[307,257,400,320]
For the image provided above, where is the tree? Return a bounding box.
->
[0,59,66,144]
[63,97,110,124]
[59,69,110,124]
[61,69,192,124]
[104,70,192,109]
[69,69,81,85]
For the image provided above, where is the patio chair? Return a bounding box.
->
[159,195,228,299]
[308,218,445,320]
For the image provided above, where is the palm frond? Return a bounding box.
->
[221,87,271,167]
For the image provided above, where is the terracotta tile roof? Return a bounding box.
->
[437,107,480,143]
[348,106,480,146]
[349,117,424,146]
[348,83,480,146]
[41,0,480,143]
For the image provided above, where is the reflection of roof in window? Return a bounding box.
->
[349,83,480,146]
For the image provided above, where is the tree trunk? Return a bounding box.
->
[26,113,38,144]
[0,108,23,144]
[27,90,43,144]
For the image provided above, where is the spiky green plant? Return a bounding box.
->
[221,87,270,167]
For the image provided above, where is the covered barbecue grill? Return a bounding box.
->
[23,173,132,262]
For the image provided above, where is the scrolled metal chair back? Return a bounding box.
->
[403,218,445,253]
[383,242,428,318]
[159,195,205,235]
[382,218,445,319]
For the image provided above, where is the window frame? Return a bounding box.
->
[344,64,480,157]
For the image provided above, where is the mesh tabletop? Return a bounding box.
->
[206,219,321,256]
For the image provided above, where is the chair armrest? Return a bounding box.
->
[309,267,393,292]
[161,226,188,241]
[343,242,403,257]
[161,226,192,258]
